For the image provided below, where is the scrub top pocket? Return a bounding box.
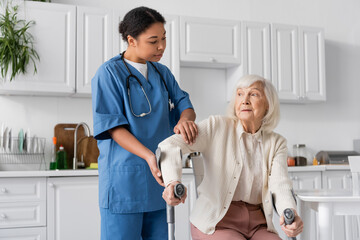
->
[109,164,149,213]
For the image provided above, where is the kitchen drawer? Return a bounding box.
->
[0,177,46,202]
[0,226,46,239]
[0,201,46,228]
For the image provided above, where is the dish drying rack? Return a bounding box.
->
[0,137,46,170]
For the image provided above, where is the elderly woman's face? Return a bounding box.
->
[235,81,269,125]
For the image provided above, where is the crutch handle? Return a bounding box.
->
[284,208,297,240]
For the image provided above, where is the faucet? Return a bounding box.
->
[73,122,91,169]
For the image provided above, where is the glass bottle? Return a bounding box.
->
[56,145,68,169]
[292,144,313,166]
[49,137,57,170]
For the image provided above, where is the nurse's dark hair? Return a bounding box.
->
[119,6,166,42]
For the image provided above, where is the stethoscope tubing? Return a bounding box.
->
[121,52,174,117]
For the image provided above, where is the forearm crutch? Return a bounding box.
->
[156,147,185,240]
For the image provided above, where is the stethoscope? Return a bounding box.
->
[121,52,175,118]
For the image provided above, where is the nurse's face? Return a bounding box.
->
[128,22,166,63]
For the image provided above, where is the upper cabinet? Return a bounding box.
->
[271,24,326,103]
[271,24,300,102]
[242,21,271,79]
[298,27,326,102]
[75,7,113,96]
[232,21,326,103]
[180,16,241,68]
[159,15,180,82]
[0,2,114,97]
[0,2,76,95]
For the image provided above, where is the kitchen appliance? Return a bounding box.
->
[315,151,360,164]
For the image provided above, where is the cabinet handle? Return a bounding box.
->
[209,57,216,63]
[48,183,54,188]
[1,188,7,193]
[0,213,6,219]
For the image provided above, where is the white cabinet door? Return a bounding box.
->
[299,27,326,102]
[180,16,241,68]
[271,24,300,102]
[175,173,196,240]
[0,2,76,96]
[322,170,352,190]
[290,171,322,190]
[288,171,321,240]
[242,22,271,79]
[76,7,113,96]
[47,176,100,240]
[0,227,46,240]
[112,11,127,56]
[322,170,354,240]
[159,15,180,82]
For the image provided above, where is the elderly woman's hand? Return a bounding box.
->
[162,181,187,206]
[279,209,304,237]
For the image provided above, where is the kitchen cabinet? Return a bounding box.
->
[322,170,358,240]
[273,171,321,240]
[271,24,300,102]
[180,16,241,68]
[290,171,322,190]
[47,176,100,240]
[75,7,113,96]
[0,177,46,238]
[271,24,326,103]
[160,15,180,82]
[241,21,271,79]
[227,22,326,103]
[0,2,113,97]
[0,2,76,95]
[298,27,326,101]
[0,227,46,240]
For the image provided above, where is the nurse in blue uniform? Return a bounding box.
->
[91,6,197,240]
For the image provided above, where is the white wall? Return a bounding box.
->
[1,0,360,165]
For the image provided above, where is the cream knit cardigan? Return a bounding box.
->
[159,115,296,235]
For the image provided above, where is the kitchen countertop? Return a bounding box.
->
[0,165,349,177]
[0,168,195,177]
[288,164,350,172]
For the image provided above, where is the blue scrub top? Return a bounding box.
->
[91,54,193,214]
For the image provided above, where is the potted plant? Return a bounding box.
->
[0,1,40,82]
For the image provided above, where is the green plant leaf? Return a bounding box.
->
[0,1,40,81]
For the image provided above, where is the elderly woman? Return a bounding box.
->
[158,74,303,239]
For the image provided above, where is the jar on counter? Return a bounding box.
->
[292,144,314,166]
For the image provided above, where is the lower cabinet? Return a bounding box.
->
[0,227,46,240]
[284,170,358,240]
[322,171,359,240]
[0,177,47,239]
[47,176,100,240]
[273,171,322,240]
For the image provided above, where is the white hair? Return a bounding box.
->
[226,74,280,133]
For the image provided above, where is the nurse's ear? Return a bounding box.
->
[127,35,138,47]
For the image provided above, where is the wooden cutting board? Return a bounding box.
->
[54,124,86,169]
